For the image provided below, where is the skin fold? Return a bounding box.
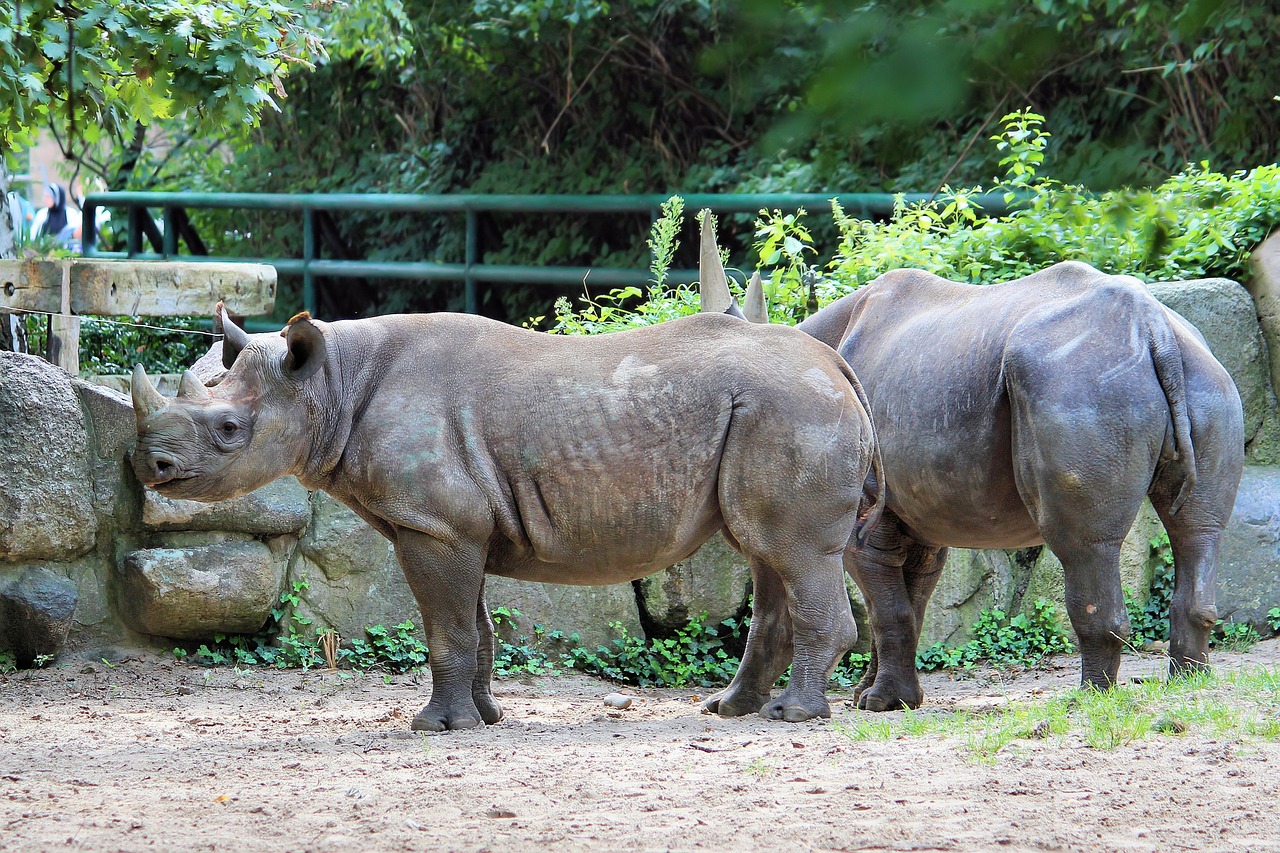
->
[132,306,883,731]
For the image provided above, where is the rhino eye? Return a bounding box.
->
[220,421,238,436]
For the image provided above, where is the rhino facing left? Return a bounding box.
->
[131,304,883,731]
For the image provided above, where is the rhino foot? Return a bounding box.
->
[410,704,485,732]
[701,686,770,717]
[473,692,504,726]
[761,692,831,723]
[856,681,920,712]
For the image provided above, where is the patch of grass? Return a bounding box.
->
[833,667,1280,761]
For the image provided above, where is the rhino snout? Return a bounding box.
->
[136,449,183,486]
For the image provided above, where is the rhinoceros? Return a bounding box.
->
[131,304,882,730]
[789,261,1246,710]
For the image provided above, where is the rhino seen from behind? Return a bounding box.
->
[705,245,1245,711]
[131,300,883,731]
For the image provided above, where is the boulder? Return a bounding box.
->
[1216,465,1280,630]
[1146,279,1278,460]
[291,554,423,641]
[300,492,393,580]
[0,566,79,666]
[485,576,645,652]
[141,477,311,535]
[0,352,97,561]
[637,533,751,630]
[922,548,1023,647]
[116,540,287,639]
[1247,230,1280,398]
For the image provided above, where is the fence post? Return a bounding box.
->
[465,209,478,314]
[303,207,316,316]
[47,260,79,374]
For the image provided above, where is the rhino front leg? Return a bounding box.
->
[703,558,793,717]
[394,529,492,732]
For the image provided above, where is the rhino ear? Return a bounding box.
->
[216,301,250,369]
[282,312,325,382]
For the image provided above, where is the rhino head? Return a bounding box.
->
[131,303,326,502]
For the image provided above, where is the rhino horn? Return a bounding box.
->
[177,369,211,400]
[698,212,732,314]
[216,301,250,369]
[131,364,168,423]
[743,271,769,324]
[724,297,747,320]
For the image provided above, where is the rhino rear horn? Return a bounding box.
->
[698,213,733,314]
[131,364,168,423]
[743,271,769,324]
[177,369,211,400]
[216,301,250,369]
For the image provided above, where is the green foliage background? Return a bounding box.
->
[76,0,1280,325]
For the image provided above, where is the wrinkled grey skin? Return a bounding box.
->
[795,262,1245,711]
[132,306,882,730]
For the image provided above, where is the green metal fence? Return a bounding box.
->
[82,191,1017,323]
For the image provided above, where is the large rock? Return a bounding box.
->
[923,548,1023,647]
[292,494,421,635]
[142,477,311,535]
[1146,279,1277,460]
[637,533,751,630]
[300,492,393,580]
[1247,230,1280,398]
[0,352,97,561]
[1216,465,1280,629]
[116,540,287,639]
[0,566,79,666]
[485,576,645,652]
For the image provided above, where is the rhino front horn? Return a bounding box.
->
[131,364,168,423]
[698,212,733,314]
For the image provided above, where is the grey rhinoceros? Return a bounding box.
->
[704,254,1245,710]
[131,304,883,730]
[788,261,1245,710]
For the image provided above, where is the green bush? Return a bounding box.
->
[916,600,1074,673]
[550,112,1280,332]
[1127,531,1176,647]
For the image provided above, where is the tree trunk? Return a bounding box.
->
[0,159,28,353]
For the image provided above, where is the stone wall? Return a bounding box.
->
[2,266,1279,665]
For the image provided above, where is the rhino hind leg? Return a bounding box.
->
[703,558,794,717]
[759,556,859,722]
[471,586,504,726]
[846,525,942,712]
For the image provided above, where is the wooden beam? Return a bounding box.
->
[0,259,276,316]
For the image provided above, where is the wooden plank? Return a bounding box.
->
[47,261,80,373]
[0,259,277,316]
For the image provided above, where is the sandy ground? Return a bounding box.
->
[1,640,1278,853]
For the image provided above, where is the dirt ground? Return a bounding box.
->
[1,640,1278,853]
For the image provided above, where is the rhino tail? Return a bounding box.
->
[1149,316,1196,514]
[844,364,886,547]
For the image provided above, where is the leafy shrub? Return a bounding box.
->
[1269,607,1280,636]
[563,613,748,689]
[1127,531,1175,647]
[550,111,1280,332]
[340,621,429,673]
[916,600,1074,673]
[1213,621,1261,652]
